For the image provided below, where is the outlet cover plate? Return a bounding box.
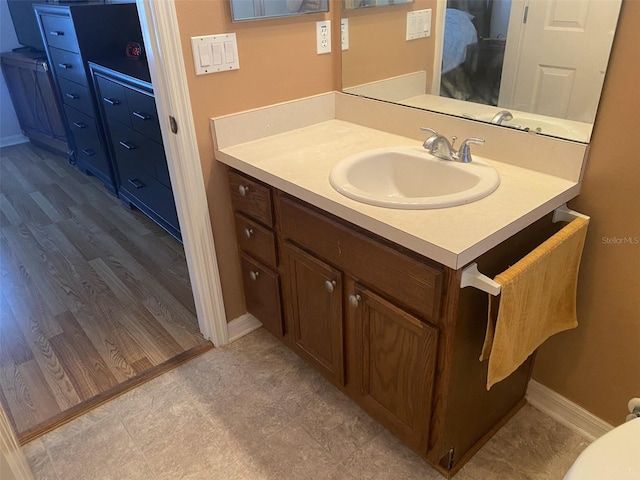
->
[316,20,331,54]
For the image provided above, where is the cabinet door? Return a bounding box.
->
[352,284,438,451]
[282,242,344,387]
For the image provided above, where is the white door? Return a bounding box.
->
[499,0,621,123]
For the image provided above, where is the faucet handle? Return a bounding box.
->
[457,137,485,163]
[420,127,438,136]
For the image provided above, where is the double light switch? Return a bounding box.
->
[191,33,239,75]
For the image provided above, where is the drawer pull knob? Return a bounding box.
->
[119,141,137,150]
[249,271,260,282]
[238,184,249,196]
[324,280,337,293]
[132,111,151,121]
[244,228,254,239]
[73,122,86,129]
[50,31,64,36]
[128,178,144,189]
[65,93,79,99]
[348,294,362,308]
[58,63,71,69]
[81,149,95,157]
[103,97,119,106]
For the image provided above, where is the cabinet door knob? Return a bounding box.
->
[348,294,361,307]
[238,184,249,196]
[249,271,260,281]
[324,280,337,293]
[244,228,254,239]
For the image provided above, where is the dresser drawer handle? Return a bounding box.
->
[65,93,79,99]
[103,97,119,106]
[249,271,260,282]
[128,178,144,189]
[238,184,249,197]
[73,122,86,129]
[119,141,137,150]
[244,228,254,239]
[49,31,64,36]
[58,63,71,69]
[81,149,95,156]
[132,111,150,121]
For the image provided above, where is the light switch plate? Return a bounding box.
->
[406,9,431,41]
[316,20,331,55]
[191,33,239,75]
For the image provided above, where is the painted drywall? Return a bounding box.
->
[341,0,436,88]
[0,0,28,147]
[532,0,640,426]
[174,0,338,320]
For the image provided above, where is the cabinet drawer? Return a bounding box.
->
[41,14,78,53]
[64,106,110,175]
[125,88,162,143]
[228,170,273,227]
[95,75,131,127]
[58,78,92,115]
[108,120,171,188]
[278,194,443,323]
[234,212,277,268]
[240,254,283,337]
[49,48,85,86]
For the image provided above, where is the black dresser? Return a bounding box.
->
[90,60,180,240]
[34,1,143,194]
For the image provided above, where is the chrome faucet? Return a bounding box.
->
[420,127,485,163]
[491,110,513,125]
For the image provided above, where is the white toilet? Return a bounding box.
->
[564,417,640,479]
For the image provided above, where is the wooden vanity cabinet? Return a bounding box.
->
[226,167,546,478]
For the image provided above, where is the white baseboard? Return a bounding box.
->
[526,380,614,442]
[227,313,262,343]
[0,134,29,148]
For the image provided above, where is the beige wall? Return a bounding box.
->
[341,0,437,88]
[532,0,640,426]
[175,0,638,424]
[174,0,339,320]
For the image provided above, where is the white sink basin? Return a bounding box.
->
[329,146,500,209]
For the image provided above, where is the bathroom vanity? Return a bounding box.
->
[213,92,587,477]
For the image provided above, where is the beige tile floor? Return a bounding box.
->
[23,328,589,480]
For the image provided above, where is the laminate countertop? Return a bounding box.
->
[215,119,580,270]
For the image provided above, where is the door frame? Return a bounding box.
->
[135,0,229,346]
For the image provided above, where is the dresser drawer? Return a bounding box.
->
[234,212,278,268]
[95,75,131,127]
[58,78,93,115]
[228,170,273,227]
[125,88,162,143]
[64,106,110,175]
[278,194,443,323]
[40,14,78,53]
[49,48,85,86]
[240,253,283,337]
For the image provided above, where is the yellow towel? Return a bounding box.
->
[480,216,589,390]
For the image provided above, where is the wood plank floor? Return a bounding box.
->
[0,142,212,443]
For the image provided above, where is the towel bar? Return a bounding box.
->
[460,204,588,295]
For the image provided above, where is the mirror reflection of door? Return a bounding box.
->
[500,0,622,123]
[440,0,511,106]
[441,0,622,122]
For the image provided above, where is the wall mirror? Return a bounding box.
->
[344,0,414,9]
[230,0,329,21]
[341,0,622,143]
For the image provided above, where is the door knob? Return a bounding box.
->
[324,280,337,293]
[238,184,249,196]
[244,228,254,239]
[249,271,260,281]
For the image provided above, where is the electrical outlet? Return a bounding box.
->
[316,20,331,55]
[341,18,349,51]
